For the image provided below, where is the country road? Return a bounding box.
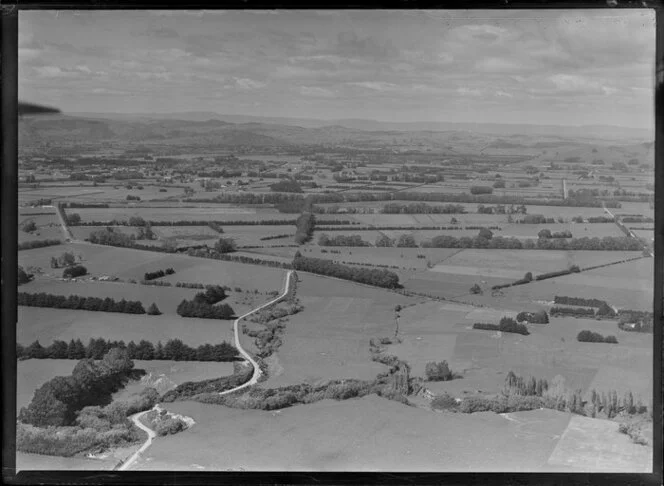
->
[220,269,293,395]
[117,269,293,470]
[118,409,157,471]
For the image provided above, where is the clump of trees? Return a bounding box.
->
[318,234,370,247]
[516,310,549,324]
[294,212,315,244]
[18,292,146,314]
[176,298,235,319]
[381,203,465,214]
[87,228,134,247]
[63,265,87,279]
[425,361,459,381]
[214,237,237,254]
[550,306,595,318]
[143,268,175,281]
[292,252,400,289]
[577,330,618,343]
[18,239,61,251]
[50,251,78,269]
[538,229,572,239]
[146,303,162,315]
[18,266,34,286]
[473,317,529,335]
[193,285,227,305]
[19,348,138,427]
[469,186,493,195]
[470,283,482,295]
[21,220,38,233]
[617,312,653,333]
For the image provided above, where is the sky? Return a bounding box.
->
[19,9,655,128]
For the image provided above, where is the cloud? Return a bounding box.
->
[346,81,399,91]
[457,87,483,97]
[234,78,266,90]
[333,31,400,61]
[299,86,335,98]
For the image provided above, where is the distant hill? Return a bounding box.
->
[70,112,653,141]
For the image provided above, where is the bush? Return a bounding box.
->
[577,330,618,343]
[62,265,87,279]
[176,299,235,319]
[516,310,548,324]
[425,361,454,381]
[214,238,237,254]
[470,186,493,195]
[431,393,458,411]
[146,303,162,316]
[292,253,400,289]
[18,239,61,251]
[550,306,595,318]
[18,266,34,285]
[155,417,187,436]
[470,283,482,295]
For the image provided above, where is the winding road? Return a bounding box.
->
[118,269,293,470]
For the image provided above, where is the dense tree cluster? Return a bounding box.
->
[534,265,580,281]
[295,212,315,244]
[269,179,303,193]
[87,228,135,247]
[618,313,654,333]
[214,237,237,254]
[76,219,296,227]
[554,295,608,307]
[473,317,529,335]
[18,348,137,427]
[292,252,400,289]
[577,330,618,343]
[469,186,493,195]
[425,361,456,381]
[381,203,466,214]
[18,292,146,314]
[18,266,34,286]
[65,202,109,208]
[62,265,87,279]
[18,239,62,251]
[318,234,370,247]
[521,214,555,224]
[516,310,549,324]
[143,268,175,281]
[176,298,235,319]
[502,371,549,397]
[550,306,596,317]
[538,229,572,239]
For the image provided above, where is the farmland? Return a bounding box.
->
[15,83,654,472]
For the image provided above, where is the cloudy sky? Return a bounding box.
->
[19,9,655,128]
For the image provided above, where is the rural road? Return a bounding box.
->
[118,409,157,471]
[117,270,293,471]
[219,269,293,395]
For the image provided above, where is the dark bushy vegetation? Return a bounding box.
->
[535,265,580,281]
[176,299,235,319]
[550,306,596,318]
[381,203,466,214]
[18,292,146,314]
[18,266,34,286]
[554,296,609,308]
[62,265,87,279]
[214,237,237,254]
[295,212,315,244]
[318,233,370,247]
[270,179,303,193]
[162,363,253,401]
[516,310,549,324]
[143,268,175,281]
[577,330,618,343]
[469,186,493,195]
[260,233,292,241]
[422,234,641,251]
[425,361,458,381]
[292,252,400,289]
[18,239,62,251]
[473,317,529,335]
[19,348,139,427]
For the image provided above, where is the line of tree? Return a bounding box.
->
[161,362,254,402]
[259,234,292,241]
[469,186,493,195]
[317,234,371,247]
[187,248,293,269]
[520,214,556,224]
[292,252,400,289]
[381,203,466,214]
[17,337,239,362]
[74,219,298,227]
[144,267,175,281]
[176,299,235,319]
[270,179,303,193]
[538,229,573,239]
[577,330,618,343]
[473,317,529,335]
[18,292,146,314]
[18,239,62,251]
[295,212,315,244]
[554,295,609,308]
[534,265,580,281]
[64,202,110,208]
[550,306,596,318]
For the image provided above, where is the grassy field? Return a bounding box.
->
[71,206,288,222]
[264,274,416,388]
[18,307,236,348]
[132,396,579,472]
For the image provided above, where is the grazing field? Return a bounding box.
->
[70,225,139,241]
[18,243,288,292]
[264,274,416,387]
[16,452,117,472]
[133,397,581,472]
[18,307,236,348]
[299,247,462,271]
[71,206,288,223]
[546,415,651,472]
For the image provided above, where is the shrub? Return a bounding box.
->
[431,393,458,411]
[155,417,187,436]
[425,361,454,381]
[470,186,493,195]
[499,317,529,335]
[62,265,87,279]
[470,283,482,295]
[214,237,237,254]
[18,266,34,285]
[146,303,162,316]
[577,330,617,343]
[18,239,61,251]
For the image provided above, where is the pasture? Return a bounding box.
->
[18,307,236,348]
[134,396,578,472]
[264,274,416,387]
[70,206,288,223]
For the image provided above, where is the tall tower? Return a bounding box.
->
[561,178,568,199]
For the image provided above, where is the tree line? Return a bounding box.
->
[577,330,618,344]
[73,218,297,227]
[18,292,147,314]
[292,252,400,289]
[18,239,61,251]
[18,337,239,362]
[295,212,315,244]
[473,317,529,335]
[422,234,642,251]
[317,234,371,247]
[144,267,175,281]
[381,203,466,214]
